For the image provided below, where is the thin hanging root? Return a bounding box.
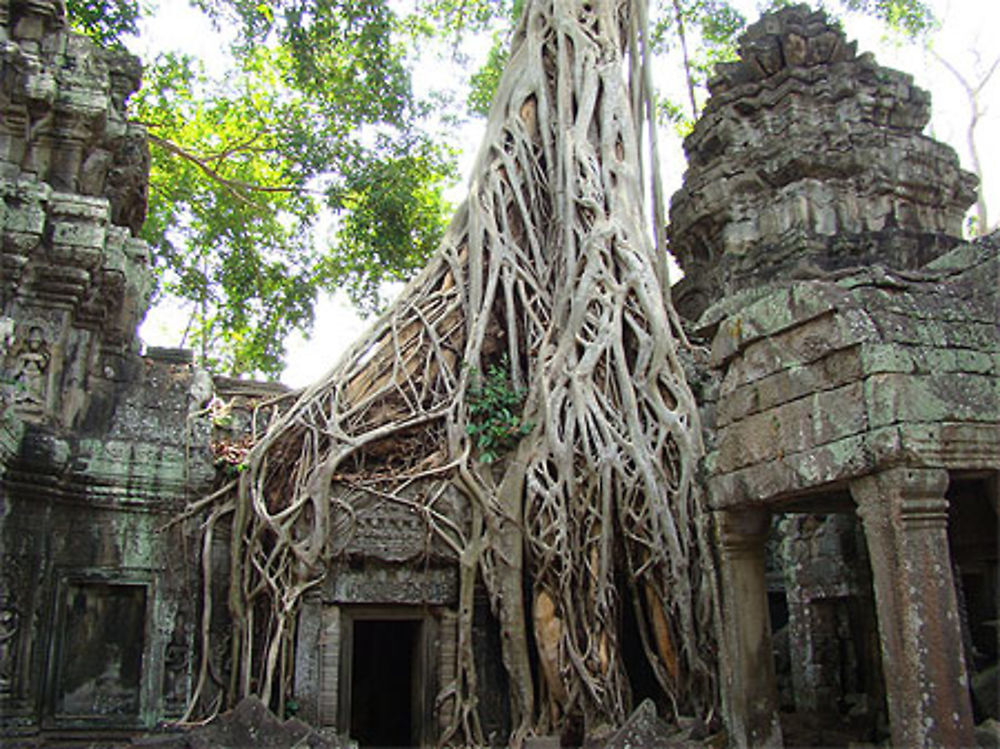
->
[182,0,718,742]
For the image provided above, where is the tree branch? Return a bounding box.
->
[148,133,321,206]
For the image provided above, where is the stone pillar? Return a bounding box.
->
[851,467,974,748]
[318,605,341,728]
[293,593,323,724]
[716,509,782,749]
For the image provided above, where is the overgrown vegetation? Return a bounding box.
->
[64,0,936,378]
[465,360,533,463]
[181,2,716,743]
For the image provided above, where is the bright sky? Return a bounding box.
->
[131,0,1000,388]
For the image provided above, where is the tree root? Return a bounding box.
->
[182,0,719,743]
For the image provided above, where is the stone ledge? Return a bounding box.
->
[707,421,1000,509]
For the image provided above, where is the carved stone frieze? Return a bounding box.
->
[1,0,153,429]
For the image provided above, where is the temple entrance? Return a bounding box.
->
[339,609,431,748]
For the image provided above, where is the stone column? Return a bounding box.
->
[293,592,323,724]
[851,467,974,748]
[716,509,782,749]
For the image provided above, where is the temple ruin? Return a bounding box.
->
[1,1,997,747]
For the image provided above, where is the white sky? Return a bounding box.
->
[131,0,1000,388]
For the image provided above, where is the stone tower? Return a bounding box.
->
[671,7,996,749]
[668,4,977,321]
[1,0,153,429]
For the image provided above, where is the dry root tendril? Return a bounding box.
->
[182,0,720,743]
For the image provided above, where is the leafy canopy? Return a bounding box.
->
[71,0,456,378]
[452,0,934,130]
[66,0,934,377]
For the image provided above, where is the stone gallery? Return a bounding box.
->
[0,0,996,747]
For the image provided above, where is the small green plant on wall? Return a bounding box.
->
[466,358,533,463]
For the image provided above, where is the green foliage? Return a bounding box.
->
[465,360,533,463]
[460,0,934,123]
[414,0,521,36]
[63,0,936,377]
[467,37,509,118]
[68,1,457,378]
[325,135,456,314]
[841,0,934,36]
[133,44,455,376]
[412,0,523,119]
[135,49,329,376]
[66,0,141,46]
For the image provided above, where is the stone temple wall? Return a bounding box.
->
[0,1,994,746]
[672,6,996,747]
[1,0,153,431]
[0,1,216,740]
[0,6,467,741]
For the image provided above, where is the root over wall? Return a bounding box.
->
[185,1,720,744]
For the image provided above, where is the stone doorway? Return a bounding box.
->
[338,608,434,748]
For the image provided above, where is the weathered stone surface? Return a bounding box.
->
[776,514,879,717]
[669,4,977,321]
[1,0,154,431]
[705,235,999,506]
[685,11,996,749]
[0,2,994,747]
[132,696,354,749]
[972,666,999,722]
[323,562,458,604]
[0,2,214,741]
[976,718,1000,749]
[597,699,671,748]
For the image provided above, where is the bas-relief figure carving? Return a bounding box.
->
[0,1,995,747]
[0,600,19,695]
[8,325,50,408]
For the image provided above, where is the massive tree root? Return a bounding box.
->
[186,0,719,743]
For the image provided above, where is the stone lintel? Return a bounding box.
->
[708,420,1000,511]
[323,563,458,606]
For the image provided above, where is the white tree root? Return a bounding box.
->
[184,0,720,743]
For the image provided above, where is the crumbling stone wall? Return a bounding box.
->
[0,1,216,741]
[670,7,996,747]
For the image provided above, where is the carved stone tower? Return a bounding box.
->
[668,4,977,321]
[1,1,215,740]
[1,0,153,430]
[670,7,996,749]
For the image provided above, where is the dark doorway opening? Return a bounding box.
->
[54,582,148,718]
[947,476,999,722]
[350,619,420,747]
[621,586,662,712]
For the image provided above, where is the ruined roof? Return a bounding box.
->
[704,232,999,506]
[668,4,978,321]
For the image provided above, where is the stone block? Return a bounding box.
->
[976,718,1000,749]
[972,667,999,722]
[715,380,867,474]
[864,372,998,429]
